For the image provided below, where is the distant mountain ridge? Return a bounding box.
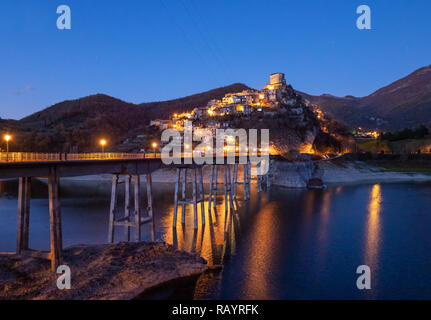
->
[298,65,431,131]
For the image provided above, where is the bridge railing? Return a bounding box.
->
[0,151,267,163]
[0,152,162,163]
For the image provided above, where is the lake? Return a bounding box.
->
[1,177,431,299]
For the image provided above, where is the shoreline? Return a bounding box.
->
[318,160,431,187]
[2,160,431,188]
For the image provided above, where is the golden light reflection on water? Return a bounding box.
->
[162,194,238,266]
[316,190,332,261]
[298,190,317,247]
[365,184,382,269]
[319,191,332,236]
[241,202,278,299]
[303,190,315,218]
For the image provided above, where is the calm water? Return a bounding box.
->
[1,177,431,299]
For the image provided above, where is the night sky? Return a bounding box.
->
[0,0,430,119]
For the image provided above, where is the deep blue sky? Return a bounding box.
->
[0,0,430,119]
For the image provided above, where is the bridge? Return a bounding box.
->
[0,152,271,271]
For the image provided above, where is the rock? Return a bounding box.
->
[313,162,324,179]
[0,242,207,300]
[307,178,325,189]
[269,160,315,188]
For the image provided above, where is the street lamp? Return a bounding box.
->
[152,142,158,156]
[100,139,107,154]
[4,134,11,162]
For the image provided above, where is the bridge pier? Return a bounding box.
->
[48,168,63,272]
[108,173,154,243]
[16,177,31,254]
[172,167,205,229]
[248,161,267,193]
[208,164,235,215]
[232,163,250,200]
[14,168,64,272]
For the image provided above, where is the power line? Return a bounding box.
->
[178,0,231,83]
[188,0,235,82]
[158,0,218,84]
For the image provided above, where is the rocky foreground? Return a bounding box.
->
[0,242,207,300]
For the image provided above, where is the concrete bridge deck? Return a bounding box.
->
[0,152,277,179]
[0,157,170,179]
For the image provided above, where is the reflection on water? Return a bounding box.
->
[2,178,431,299]
[365,184,382,276]
[241,201,279,299]
[315,189,332,274]
[163,195,237,266]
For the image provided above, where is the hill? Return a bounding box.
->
[5,84,250,152]
[298,65,431,131]
[21,94,145,130]
[138,83,250,119]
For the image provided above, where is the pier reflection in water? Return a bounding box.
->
[2,179,431,299]
[162,190,241,267]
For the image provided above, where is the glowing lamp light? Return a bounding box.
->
[4,134,12,161]
[99,139,107,154]
[152,142,158,156]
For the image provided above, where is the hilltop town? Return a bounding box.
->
[148,73,354,157]
[151,73,305,130]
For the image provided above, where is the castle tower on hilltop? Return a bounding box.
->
[265,72,286,90]
[270,73,286,85]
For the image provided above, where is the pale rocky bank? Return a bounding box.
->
[61,160,431,189]
[269,159,431,187]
